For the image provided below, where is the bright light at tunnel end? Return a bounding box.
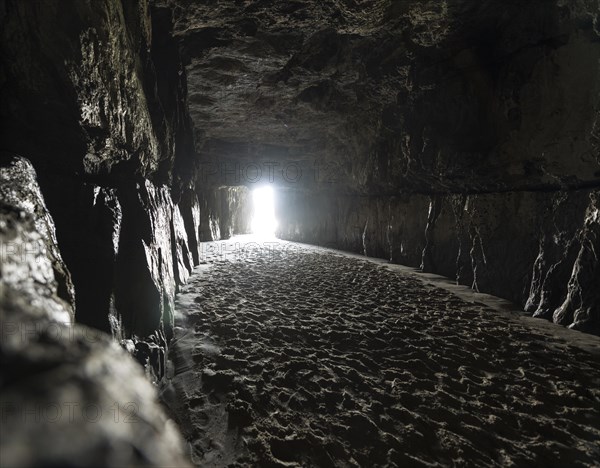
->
[251,186,278,237]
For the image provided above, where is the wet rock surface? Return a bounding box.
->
[0,0,252,374]
[115,180,181,341]
[0,154,75,324]
[0,155,190,467]
[0,0,194,183]
[169,238,600,467]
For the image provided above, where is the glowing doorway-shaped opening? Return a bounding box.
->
[251,186,278,237]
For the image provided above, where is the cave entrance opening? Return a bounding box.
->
[251,185,278,237]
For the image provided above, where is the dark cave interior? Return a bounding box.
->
[1,0,599,466]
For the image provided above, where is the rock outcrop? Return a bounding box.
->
[0,155,76,325]
[0,155,189,467]
[0,0,253,379]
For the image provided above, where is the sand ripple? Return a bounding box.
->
[167,241,600,467]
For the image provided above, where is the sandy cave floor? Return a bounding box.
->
[164,236,600,467]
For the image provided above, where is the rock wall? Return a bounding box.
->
[0,156,76,325]
[0,156,189,467]
[0,0,240,378]
[269,0,600,337]
[198,186,253,242]
[276,188,600,335]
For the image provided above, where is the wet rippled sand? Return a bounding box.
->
[166,240,600,467]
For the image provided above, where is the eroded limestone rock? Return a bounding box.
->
[0,155,75,324]
[553,191,600,332]
[0,0,199,357]
[0,155,189,467]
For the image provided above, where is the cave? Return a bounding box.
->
[1,0,599,466]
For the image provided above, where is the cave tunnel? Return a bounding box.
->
[1,0,600,466]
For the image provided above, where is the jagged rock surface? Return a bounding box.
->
[0,155,189,467]
[0,155,75,324]
[0,0,254,375]
[0,0,195,348]
[198,187,252,242]
[276,188,600,334]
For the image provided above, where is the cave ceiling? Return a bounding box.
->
[167,0,600,193]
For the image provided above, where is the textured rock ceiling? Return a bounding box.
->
[171,0,397,159]
[168,0,600,193]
